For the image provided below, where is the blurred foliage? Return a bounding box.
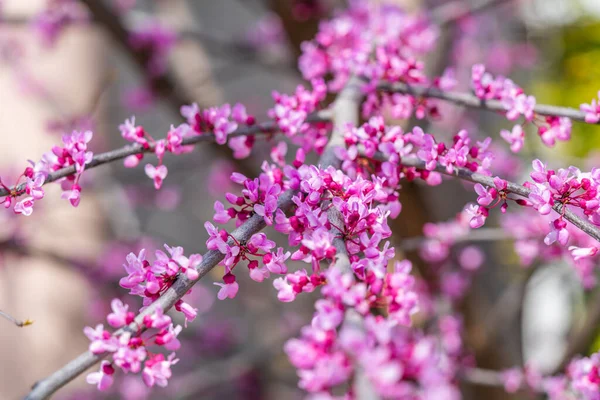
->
[531,19,600,157]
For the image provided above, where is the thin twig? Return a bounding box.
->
[0,110,331,198]
[23,107,335,400]
[24,189,297,400]
[378,82,594,124]
[368,153,600,243]
[0,309,33,327]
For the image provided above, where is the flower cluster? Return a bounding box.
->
[1,129,94,216]
[119,102,254,189]
[298,2,437,91]
[84,243,207,390]
[119,246,199,319]
[472,64,571,150]
[21,2,600,400]
[84,299,181,391]
[498,356,600,400]
[206,163,291,295]
[182,102,255,157]
[297,1,447,122]
[284,261,434,397]
[525,160,600,243]
[268,79,330,153]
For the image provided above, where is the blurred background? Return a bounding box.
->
[1,0,600,399]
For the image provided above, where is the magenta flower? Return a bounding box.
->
[143,308,172,330]
[504,93,536,121]
[154,324,182,350]
[214,273,239,300]
[144,164,168,190]
[273,276,297,302]
[528,184,553,215]
[464,203,488,229]
[14,197,35,216]
[247,233,276,253]
[25,173,45,200]
[474,184,495,207]
[264,247,291,274]
[112,332,147,373]
[569,246,598,261]
[61,185,81,207]
[580,91,600,124]
[107,299,134,328]
[205,222,229,253]
[86,361,115,391]
[213,200,232,224]
[142,353,178,388]
[84,324,118,354]
[500,125,525,153]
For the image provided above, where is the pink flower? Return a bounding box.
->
[175,300,197,322]
[273,276,297,302]
[500,125,524,153]
[228,136,253,159]
[213,201,232,223]
[312,299,344,331]
[502,368,523,393]
[143,308,172,330]
[474,183,495,207]
[205,222,229,253]
[581,91,600,124]
[107,298,134,328]
[539,116,571,147]
[112,332,147,373]
[232,103,253,125]
[505,93,536,121]
[544,218,569,246]
[84,324,118,354]
[25,173,45,200]
[144,164,168,190]
[154,324,182,350]
[569,246,598,261]
[86,361,115,391]
[464,203,488,229]
[14,197,35,216]
[142,353,179,388]
[214,273,239,300]
[247,233,276,253]
[528,185,553,215]
[264,247,291,274]
[61,185,81,207]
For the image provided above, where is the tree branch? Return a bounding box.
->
[23,96,340,400]
[366,152,600,243]
[408,159,600,242]
[378,82,594,124]
[0,110,331,198]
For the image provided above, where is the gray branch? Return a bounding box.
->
[378,82,595,124]
[370,153,600,243]
[2,111,331,198]
[22,105,336,400]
